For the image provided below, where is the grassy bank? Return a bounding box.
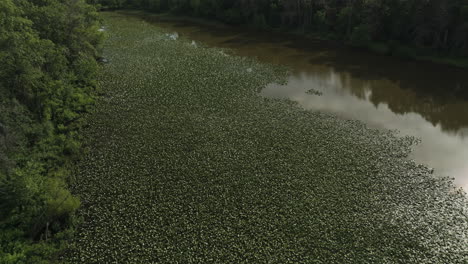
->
[65,12,468,263]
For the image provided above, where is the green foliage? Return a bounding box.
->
[222,8,243,24]
[350,24,372,44]
[45,173,81,219]
[0,0,102,262]
[252,13,268,29]
[313,10,328,33]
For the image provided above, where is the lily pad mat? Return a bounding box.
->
[65,12,468,264]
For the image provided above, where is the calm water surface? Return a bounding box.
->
[139,14,468,190]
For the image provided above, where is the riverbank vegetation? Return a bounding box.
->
[0,0,102,262]
[65,12,468,263]
[2,1,467,262]
[94,0,468,66]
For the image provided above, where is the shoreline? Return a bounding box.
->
[118,10,468,69]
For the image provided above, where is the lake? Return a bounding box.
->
[138,13,468,190]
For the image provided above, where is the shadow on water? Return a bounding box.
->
[134,12,468,189]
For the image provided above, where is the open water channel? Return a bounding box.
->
[138,13,468,190]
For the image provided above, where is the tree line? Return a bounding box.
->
[0,0,102,262]
[97,0,468,59]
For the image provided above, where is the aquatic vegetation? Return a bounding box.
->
[165,32,179,40]
[65,13,468,264]
[306,88,323,96]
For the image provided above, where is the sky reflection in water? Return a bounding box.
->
[262,71,468,190]
[140,15,468,190]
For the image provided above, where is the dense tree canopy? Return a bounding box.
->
[103,0,468,58]
[0,0,102,262]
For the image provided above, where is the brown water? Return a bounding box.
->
[138,14,468,190]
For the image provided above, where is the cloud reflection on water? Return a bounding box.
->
[262,70,468,190]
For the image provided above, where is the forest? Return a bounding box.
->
[1,0,468,263]
[0,0,102,262]
[95,0,468,61]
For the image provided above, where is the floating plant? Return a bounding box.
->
[65,12,468,264]
[306,88,323,96]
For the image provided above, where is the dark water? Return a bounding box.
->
[138,14,468,190]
